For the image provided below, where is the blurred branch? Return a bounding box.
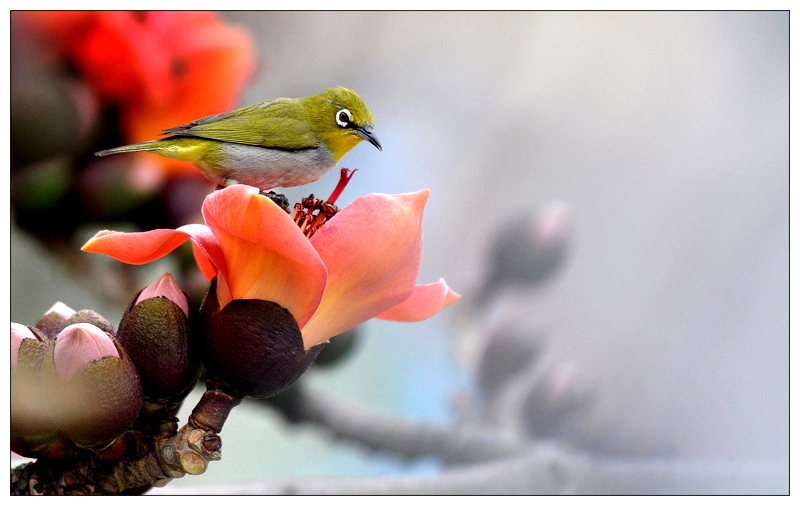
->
[154,447,785,495]
[229,387,785,495]
[262,386,522,464]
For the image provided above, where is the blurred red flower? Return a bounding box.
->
[24,11,256,180]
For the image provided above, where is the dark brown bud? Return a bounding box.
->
[200,279,324,398]
[64,309,116,336]
[117,274,199,404]
[34,302,76,340]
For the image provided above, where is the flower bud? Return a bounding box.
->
[477,326,542,396]
[117,273,198,404]
[64,308,116,336]
[53,323,119,381]
[11,323,58,441]
[521,360,592,439]
[34,302,76,340]
[135,272,190,317]
[11,323,80,460]
[475,203,571,306]
[200,279,324,398]
[50,323,142,449]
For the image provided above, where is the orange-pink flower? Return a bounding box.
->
[82,185,459,349]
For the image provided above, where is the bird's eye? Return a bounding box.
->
[336,108,352,127]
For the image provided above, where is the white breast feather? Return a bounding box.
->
[211,143,335,189]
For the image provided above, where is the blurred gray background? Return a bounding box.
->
[11,11,788,485]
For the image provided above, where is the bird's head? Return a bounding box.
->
[306,87,382,162]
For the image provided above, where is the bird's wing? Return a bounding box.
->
[160,99,318,150]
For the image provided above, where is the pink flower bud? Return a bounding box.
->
[136,272,189,317]
[11,322,36,369]
[50,323,142,449]
[53,323,119,382]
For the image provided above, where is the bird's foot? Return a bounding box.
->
[259,191,291,212]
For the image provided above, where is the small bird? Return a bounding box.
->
[95,86,382,190]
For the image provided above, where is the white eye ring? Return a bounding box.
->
[336,108,352,127]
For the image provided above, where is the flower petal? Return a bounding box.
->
[376,279,461,322]
[43,302,77,321]
[202,185,327,328]
[81,224,226,290]
[81,224,227,282]
[82,228,193,264]
[177,224,227,281]
[301,190,429,348]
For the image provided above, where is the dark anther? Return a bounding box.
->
[288,194,343,238]
[320,201,339,217]
[260,191,291,212]
[301,194,320,210]
[300,195,339,216]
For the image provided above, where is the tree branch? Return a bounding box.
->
[265,386,523,464]
[153,446,786,495]
[10,388,240,495]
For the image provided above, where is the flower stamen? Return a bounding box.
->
[288,168,359,238]
[327,168,358,205]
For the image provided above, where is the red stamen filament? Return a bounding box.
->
[327,168,358,205]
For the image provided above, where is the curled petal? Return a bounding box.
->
[376,279,461,322]
[82,229,188,264]
[81,224,226,282]
[301,190,429,348]
[178,224,226,281]
[202,185,327,328]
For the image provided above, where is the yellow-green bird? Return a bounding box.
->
[95,86,381,190]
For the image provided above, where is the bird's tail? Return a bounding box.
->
[95,140,165,157]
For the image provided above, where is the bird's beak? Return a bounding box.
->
[354,126,382,151]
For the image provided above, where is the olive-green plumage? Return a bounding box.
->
[95,87,381,190]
